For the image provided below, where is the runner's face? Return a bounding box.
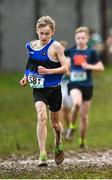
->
[37,25,54,45]
[75,32,89,49]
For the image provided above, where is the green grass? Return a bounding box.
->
[0,72,37,156]
[0,166,112,179]
[0,68,112,157]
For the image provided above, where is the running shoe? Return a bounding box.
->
[79,143,88,150]
[65,128,75,140]
[54,143,64,165]
[79,138,88,150]
[38,153,48,166]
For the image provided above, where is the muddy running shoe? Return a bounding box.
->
[79,143,88,150]
[54,144,64,165]
[79,138,88,150]
[65,128,75,140]
[38,153,48,167]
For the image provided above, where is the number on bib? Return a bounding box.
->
[71,70,87,82]
[28,74,44,88]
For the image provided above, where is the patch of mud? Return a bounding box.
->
[0,149,112,172]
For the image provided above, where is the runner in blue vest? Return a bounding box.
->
[65,27,104,149]
[20,16,68,166]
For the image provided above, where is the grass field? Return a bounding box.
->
[0,165,112,179]
[0,68,112,178]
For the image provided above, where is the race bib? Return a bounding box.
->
[70,70,87,82]
[28,74,44,88]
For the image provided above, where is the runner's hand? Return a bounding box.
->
[19,76,28,86]
[38,66,49,75]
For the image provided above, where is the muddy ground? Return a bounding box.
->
[0,149,112,178]
[0,149,112,170]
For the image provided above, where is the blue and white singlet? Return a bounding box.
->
[25,39,63,88]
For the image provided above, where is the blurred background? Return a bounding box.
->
[0,0,112,72]
[0,0,112,158]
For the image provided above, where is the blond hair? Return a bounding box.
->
[75,26,89,36]
[36,16,56,32]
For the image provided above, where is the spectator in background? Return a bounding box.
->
[88,29,104,59]
[105,28,112,64]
